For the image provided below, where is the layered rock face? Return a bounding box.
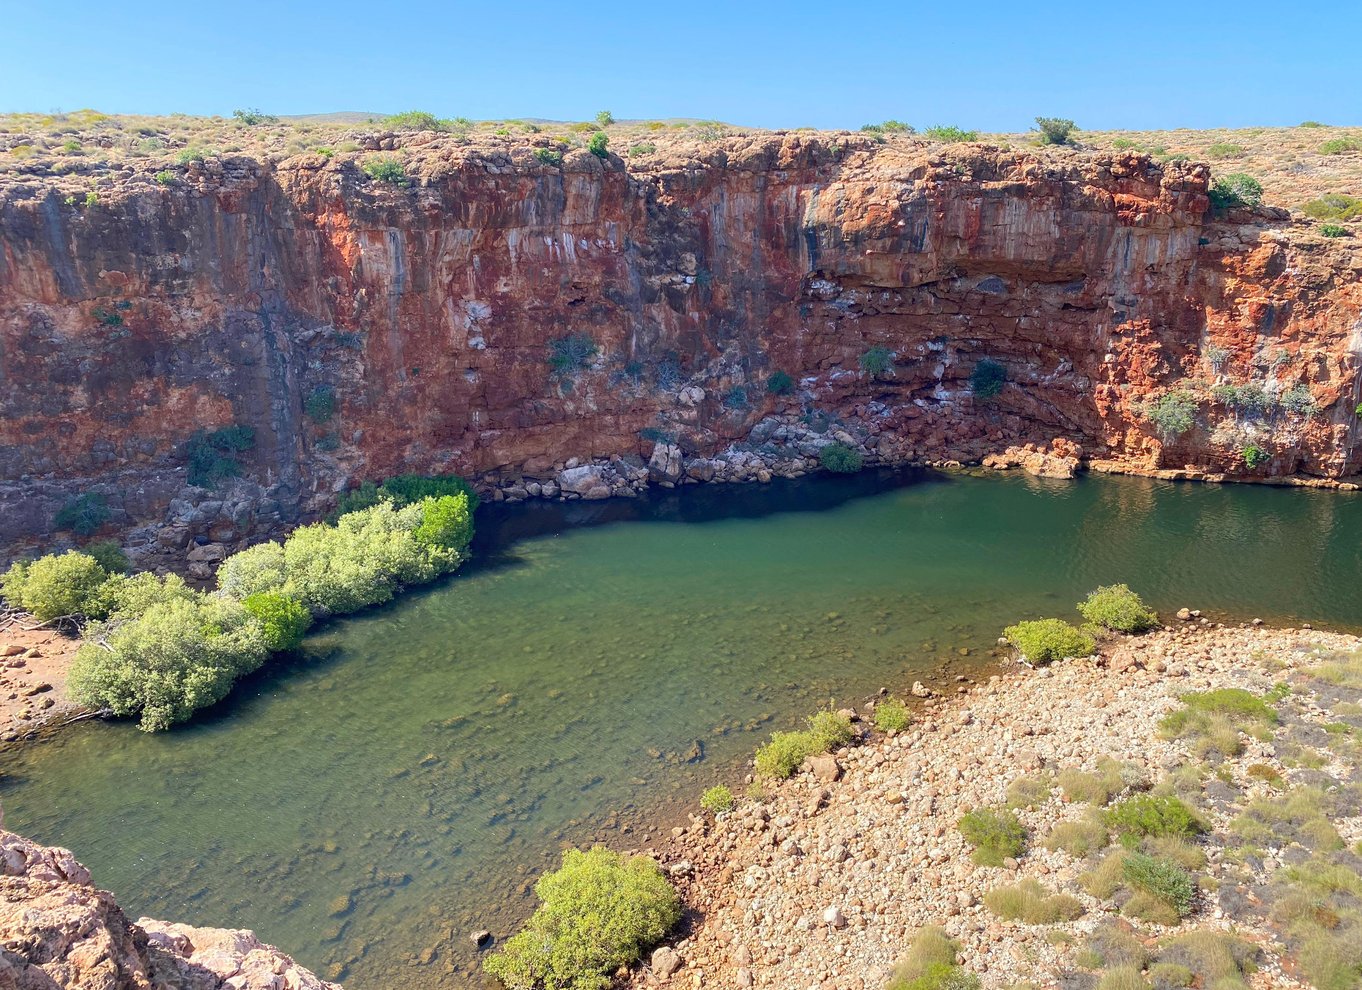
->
[0,826,340,989]
[1,134,1359,559]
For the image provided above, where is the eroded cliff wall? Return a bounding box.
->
[1,134,1359,560]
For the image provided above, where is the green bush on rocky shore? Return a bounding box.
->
[4,479,477,732]
[754,707,855,779]
[484,846,680,990]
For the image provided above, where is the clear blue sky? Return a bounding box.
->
[2,0,1357,130]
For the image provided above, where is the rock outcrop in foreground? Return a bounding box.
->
[1,131,1359,565]
[0,825,340,989]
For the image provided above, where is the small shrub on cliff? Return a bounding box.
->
[484,846,680,990]
[242,591,312,651]
[1,551,112,622]
[874,697,912,733]
[303,386,336,424]
[959,806,1027,866]
[1078,584,1159,634]
[154,169,176,185]
[886,927,980,990]
[1208,173,1263,210]
[766,370,795,395]
[1122,852,1194,918]
[1320,223,1350,238]
[859,345,895,377]
[185,425,255,488]
[69,594,270,732]
[1206,142,1246,160]
[232,108,278,126]
[548,333,599,378]
[1034,117,1077,145]
[627,142,656,157]
[54,493,111,536]
[1003,618,1094,665]
[820,443,863,474]
[970,359,1007,400]
[1144,391,1198,441]
[361,156,408,186]
[700,784,735,815]
[924,125,978,143]
[1242,444,1270,470]
[534,147,564,166]
[587,132,609,159]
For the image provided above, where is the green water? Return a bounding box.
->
[2,470,1360,988]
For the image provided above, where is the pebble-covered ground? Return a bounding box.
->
[630,622,1362,990]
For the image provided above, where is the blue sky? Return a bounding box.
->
[2,1,1357,130]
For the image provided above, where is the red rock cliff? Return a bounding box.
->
[1,134,1359,557]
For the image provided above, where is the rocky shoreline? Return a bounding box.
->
[0,823,341,989]
[626,622,1362,989]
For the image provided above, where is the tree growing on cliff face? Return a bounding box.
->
[1208,174,1263,211]
[970,359,1007,400]
[1145,390,1199,441]
[1035,117,1077,145]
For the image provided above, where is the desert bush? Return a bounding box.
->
[984,878,1084,923]
[1083,921,1150,969]
[886,927,979,990]
[820,443,863,474]
[958,806,1026,866]
[232,108,278,126]
[808,708,855,749]
[1242,444,1269,469]
[1319,138,1361,155]
[1105,795,1205,844]
[1320,223,1349,238]
[587,132,609,158]
[859,345,895,376]
[483,846,680,990]
[1035,117,1076,145]
[361,156,408,185]
[924,126,978,142]
[1144,391,1198,441]
[1044,813,1110,858]
[755,729,818,779]
[700,784,734,814]
[874,697,911,733]
[242,592,312,651]
[594,110,614,127]
[1005,774,1052,810]
[1,551,112,621]
[1157,932,1258,990]
[1096,967,1150,990]
[1206,142,1245,159]
[1211,382,1272,416]
[69,594,269,731]
[1208,173,1263,210]
[766,370,795,395]
[1280,384,1317,415]
[1301,194,1362,221]
[533,147,563,166]
[54,493,110,536]
[1122,852,1194,917]
[969,359,1006,399]
[1078,584,1158,633]
[384,110,443,131]
[628,142,656,156]
[1002,618,1094,665]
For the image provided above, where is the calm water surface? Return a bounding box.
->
[2,470,1360,987]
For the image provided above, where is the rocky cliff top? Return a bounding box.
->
[0,823,341,989]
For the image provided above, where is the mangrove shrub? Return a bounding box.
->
[243,592,313,651]
[484,847,680,990]
[69,595,270,731]
[1,551,112,622]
